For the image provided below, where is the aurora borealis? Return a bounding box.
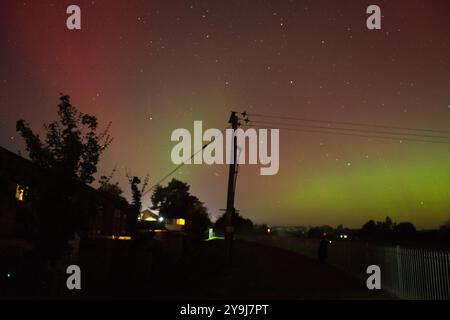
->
[1,0,449,229]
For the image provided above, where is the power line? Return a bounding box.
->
[249,124,450,145]
[248,120,450,140]
[142,126,230,197]
[247,112,450,135]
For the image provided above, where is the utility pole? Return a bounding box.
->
[225,111,239,264]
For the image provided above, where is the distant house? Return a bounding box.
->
[137,209,166,233]
[165,217,186,231]
[0,146,133,249]
[139,209,160,222]
[137,208,185,232]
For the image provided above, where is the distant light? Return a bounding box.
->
[329,241,332,244]
[6,273,12,279]
[340,235,343,239]
[158,217,164,222]
[111,235,132,240]
[176,218,185,226]
[343,235,348,239]
[267,228,271,233]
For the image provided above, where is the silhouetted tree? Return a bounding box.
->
[16,94,112,183]
[151,179,191,219]
[360,217,420,242]
[15,94,112,259]
[151,179,212,239]
[378,216,395,232]
[214,211,254,234]
[185,201,212,239]
[127,173,149,235]
[98,166,126,201]
[361,220,377,237]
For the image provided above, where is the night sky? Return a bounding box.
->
[1,0,450,229]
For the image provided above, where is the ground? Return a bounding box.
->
[77,238,392,299]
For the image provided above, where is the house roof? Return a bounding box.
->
[140,209,159,221]
[0,145,133,211]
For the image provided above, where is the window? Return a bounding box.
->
[15,184,26,202]
[176,218,185,226]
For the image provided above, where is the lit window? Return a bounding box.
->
[176,218,185,226]
[111,235,132,241]
[15,184,26,202]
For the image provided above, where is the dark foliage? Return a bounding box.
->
[151,179,212,239]
[16,95,112,184]
[126,174,149,235]
[359,216,417,240]
[15,95,112,259]
[214,211,254,234]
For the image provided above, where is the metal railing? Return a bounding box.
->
[238,235,450,300]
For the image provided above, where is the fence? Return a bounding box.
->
[238,235,450,300]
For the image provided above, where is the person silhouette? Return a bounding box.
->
[318,233,329,263]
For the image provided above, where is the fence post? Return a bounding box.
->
[396,245,403,298]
